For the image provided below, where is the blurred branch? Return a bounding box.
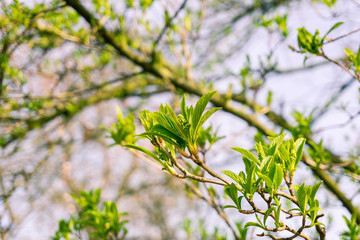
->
[1,81,167,147]
[3,72,145,100]
[152,0,188,50]
[273,61,330,74]
[324,27,360,44]
[303,154,360,223]
[320,52,360,82]
[313,110,360,134]
[312,77,356,124]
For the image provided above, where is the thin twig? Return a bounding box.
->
[325,27,360,44]
[313,110,360,134]
[154,137,226,186]
[152,0,188,49]
[190,154,231,185]
[320,52,360,82]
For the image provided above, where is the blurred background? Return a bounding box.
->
[1,0,360,239]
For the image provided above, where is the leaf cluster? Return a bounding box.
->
[295,22,343,63]
[341,213,360,240]
[137,91,221,156]
[291,110,313,138]
[258,14,289,38]
[105,92,326,239]
[103,107,135,146]
[344,47,360,77]
[312,0,336,7]
[52,189,128,240]
[222,134,324,234]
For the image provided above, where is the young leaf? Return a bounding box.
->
[180,96,188,120]
[224,183,241,208]
[139,110,155,131]
[263,207,275,226]
[259,156,272,173]
[237,172,247,189]
[151,124,186,146]
[310,181,323,201]
[231,147,261,165]
[322,22,344,43]
[274,205,282,228]
[222,205,239,210]
[255,214,266,229]
[273,164,284,190]
[296,183,310,215]
[222,170,240,183]
[307,206,323,214]
[244,222,265,230]
[293,138,306,169]
[257,172,273,191]
[245,165,256,197]
[139,131,183,148]
[195,107,222,135]
[277,142,289,166]
[267,133,286,156]
[153,112,183,137]
[123,144,166,167]
[255,142,266,161]
[192,91,217,132]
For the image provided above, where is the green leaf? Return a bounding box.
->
[231,147,261,165]
[277,141,289,165]
[257,172,273,191]
[242,157,255,175]
[245,165,256,196]
[293,138,306,169]
[165,104,189,138]
[268,133,286,156]
[181,96,188,120]
[296,183,310,215]
[237,172,246,189]
[139,110,155,131]
[222,170,240,183]
[312,222,326,227]
[259,156,272,173]
[273,164,284,190]
[255,214,265,229]
[244,222,264,230]
[307,206,323,213]
[222,205,239,209]
[344,48,355,59]
[192,91,217,133]
[255,142,266,161]
[263,207,275,226]
[151,124,186,147]
[310,181,322,200]
[184,11,192,31]
[268,161,276,182]
[153,112,183,137]
[224,183,241,208]
[275,205,282,228]
[139,131,183,148]
[164,104,179,123]
[322,22,344,42]
[195,107,222,135]
[123,144,165,167]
